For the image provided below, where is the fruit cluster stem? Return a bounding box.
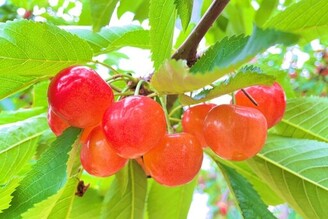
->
[159,95,174,134]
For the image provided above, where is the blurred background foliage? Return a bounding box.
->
[0,0,326,218]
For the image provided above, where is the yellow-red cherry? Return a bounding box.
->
[47,107,70,136]
[48,66,114,128]
[80,126,128,177]
[143,132,203,187]
[182,103,216,147]
[102,95,166,159]
[235,82,286,128]
[203,104,267,161]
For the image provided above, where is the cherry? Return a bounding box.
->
[182,103,216,147]
[80,126,128,177]
[235,82,286,128]
[48,66,114,128]
[47,107,70,136]
[102,95,166,159]
[203,104,267,161]
[143,132,203,187]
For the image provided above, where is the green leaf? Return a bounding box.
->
[1,128,80,218]
[264,0,328,43]
[32,81,50,108]
[0,114,48,184]
[273,97,328,142]
[117,0,144,18]
[175,0,193,30]
[207,150,283,205]
[217,163,276,219]
[0,177,20,213]
[67,25,150,54]
[90,0,119,32]
[0,107,46,125]
[179,66,276,105]
[149,0,176,70]
[147,177,197,219]
[100,160,147,219]
[69,188,103,219]
[248,135,328,219]
[191,26,298,73]
[255,0,279,27]
[0,20,93,100]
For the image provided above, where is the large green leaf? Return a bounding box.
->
[69,188,103,219]
[207,150,283,205]
[0,128,80,218]
[90,0,119,32]
[149,0,176,70]
[179,66,276,105]
[248,135,328,219]
[0,177,20,213]
[191,26,298,73]
[147,177,197,219]
[100,160,147,219]
[151,27,298,94]
[264,0,328,43]
[175,0,193,30]
[0,114,48,184]
[273,97,328,142]
[0,107,45,125]
[254,0,279,27]
[67,25,150,55]
[0,20,93,100]
[217,163,276,219]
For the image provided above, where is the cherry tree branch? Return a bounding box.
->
[172,0,230,66]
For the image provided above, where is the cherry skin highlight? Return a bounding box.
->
[48,66,114,128]
[203,104,267,161]
[235,82,286,128]
[80,126,128,177]
[182,103,216,147]
[47,107,70,136]
[102,95,166,159]
[143,132,203,187]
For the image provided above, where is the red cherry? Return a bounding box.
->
[235,82,286,128]
[48,66,114,128]
[80,126,128,177]
[203,104,267,161]
[143,132,203,187]
[47,107,70,136]
[217,201,228,216]
[102,95,166,159]
[182,104,216,147]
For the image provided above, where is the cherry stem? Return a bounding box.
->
[134,80,145,96]
[114,91,134,96]
[168,104,184,117]
[117,86,130,101]
[147,93,158,98]
[241,89,258,106]
[93,60,120,75]
[159,95,174,134]
[169,117,181,123]
[107,74,137,83]
[110,84,122,93]
[231,92,236,105]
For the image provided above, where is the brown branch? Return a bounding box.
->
[172,0,230,66]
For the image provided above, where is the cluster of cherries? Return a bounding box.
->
[47,65,286,187]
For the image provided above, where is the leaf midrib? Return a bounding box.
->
[256,153,328,192]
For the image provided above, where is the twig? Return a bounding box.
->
[172,0,230,66]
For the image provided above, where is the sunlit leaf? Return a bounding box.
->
[147,177,197,219]
[0,20,92,100]
[248,135,328,219]
[217,163,276,219]
[90,0,119,32]
[175,0,193,30]
[149,0,176,70]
